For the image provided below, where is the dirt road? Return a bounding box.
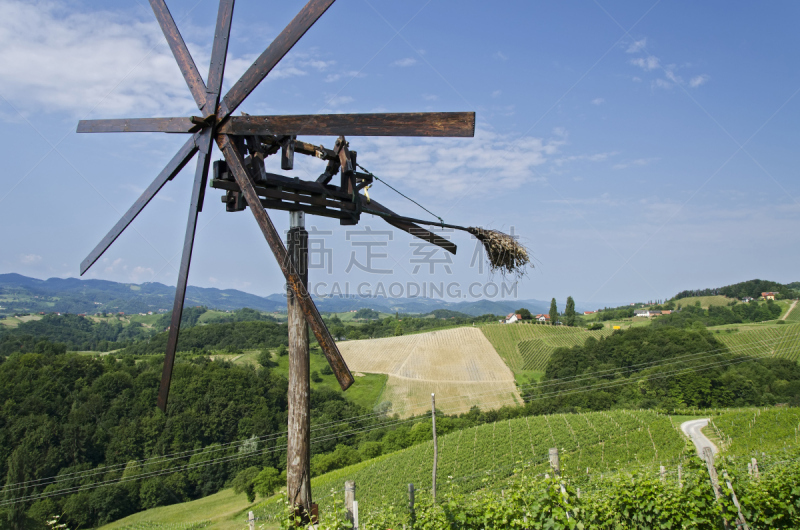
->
[781,300,798,320]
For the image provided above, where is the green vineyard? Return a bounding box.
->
[709,407,800,456]
[480,323,613,371]
[253,409,686,522]
[716,323,800,362]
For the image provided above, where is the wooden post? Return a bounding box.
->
[431,393,438,503]
[408,483,416,530]
[248,510,255,530]
[345,480,356,527]
[353,500,359,530]
[549,447,560,477]
[703,447,731,530]
[723,470,750,530]
[678,464,683,488]
[286,210,312,518]
[660,465,666,481]
[751,457,759,479]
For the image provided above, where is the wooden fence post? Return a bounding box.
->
[248,510,255,530]
[723,470,750,530]
[345,480,356,527]
[660,465,666,481]
[678,464,682,489]
[703,447,731,530]
[431,393,438,503]
[549,447,560,477]
[353,500,359,530]
[751,458,759,479]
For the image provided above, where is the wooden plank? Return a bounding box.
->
[203,0,234,114]
[211,178,355,211]
[217,133,354,391]
[217,0,336,120]
[149,0,207,110]
[219,112,476,137]
[157,130,213,412]
[80,134,200,275]
[365,198,457,255]
[76,117,194,133]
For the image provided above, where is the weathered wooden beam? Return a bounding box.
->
[217,0,336,120]
[219,112,476,137]
[211,178,355,212]
[217,134,354,391]
[80,134,200,275]
[203,0,234,115]
[364,198,457,255]
[76,117,195,133]
[157,129,213,412]
[148,0,207,110]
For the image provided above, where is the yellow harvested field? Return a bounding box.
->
[339,327,520,417]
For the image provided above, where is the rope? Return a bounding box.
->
[356,163,445,226]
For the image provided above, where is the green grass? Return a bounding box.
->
[99,487,257,530]
[479,323,614,372]
[673,295,738,309]
[785,301,800,323]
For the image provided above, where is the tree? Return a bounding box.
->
[253,467,284,498]
[565,297,576,326]
[516,308,532,320]
[549,298,558,325]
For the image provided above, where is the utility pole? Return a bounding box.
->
[286,210,312,519]
[431,393,438,503]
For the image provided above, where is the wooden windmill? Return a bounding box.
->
[77,0,487,518]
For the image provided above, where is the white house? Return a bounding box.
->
[504,313,522,324]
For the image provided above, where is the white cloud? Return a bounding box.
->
[104,257,124,274]
[422,93,438,101]
[613,158,659,170]
[353,127,566,193]
[0,1,335,118]
[627,38,647,53]
[325,95,354,107]
[392,57,417,67]
[553,151,618,167]
[491,90,502,98]
[20,254,42,264]
[630,56,660,71]
[690,74,710,87]
[130,265,154,282]
[325,70,365,83]
[494,51,508,61]
[591,97,605,105]
[652,78,673,90]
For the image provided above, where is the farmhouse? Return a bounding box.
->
[535,314,550,323]
[504,313,523,324]
[762,292,778,300]
[634,309,663,318]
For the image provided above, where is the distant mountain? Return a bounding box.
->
[0,273,561,318]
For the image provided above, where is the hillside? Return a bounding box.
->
[338,327,520,416]
[672,278,798,301]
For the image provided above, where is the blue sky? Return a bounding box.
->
[1,0,798,308]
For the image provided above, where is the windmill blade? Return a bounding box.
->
[203,0,234,113]
[77,117,194,134]
[149,0,208,110]
[217,0,335,120]
[366,198,457,255]
[217,133,354,391]
[157,130,214,412]
[80,134,200,275]
[219,112,476,137]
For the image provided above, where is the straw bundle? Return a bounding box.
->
[468,227,531,277]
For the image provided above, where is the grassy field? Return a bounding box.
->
[203,348,388,412]
[339,327,519,416]
[672,295,738,309]
[99,487,257,530]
